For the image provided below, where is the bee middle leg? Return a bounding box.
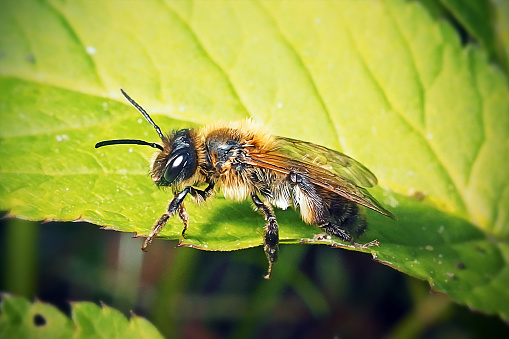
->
[177,203,189,238]
[141,184,214,251]
[252,194,279,279]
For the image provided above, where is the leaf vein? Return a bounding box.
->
[162,0,250,118]
[465,50,486,187]
[384,3,426,128]
[343,25,468,213]
[255,1,341,150]
[44,0,107,91]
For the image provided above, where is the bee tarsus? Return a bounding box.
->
[177,204,189,238]
[142,213,170,251]
[355,239,380,249]
[252,194,279,279]
[145,184,215,244]
[319,223,353,243]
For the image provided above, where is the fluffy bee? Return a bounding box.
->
[96,89,395,279]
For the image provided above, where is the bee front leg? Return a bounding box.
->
[252,194,279,279]
[184,183,215,238]
[141,188,191,251]
[142,183,215,251]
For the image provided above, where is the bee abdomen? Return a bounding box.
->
[289,173,367,240]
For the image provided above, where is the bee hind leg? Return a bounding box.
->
[319,222,353,243]
[319,212,369,246]
[252,194,279,279]
[321,200,367,244]
[321,223,378,249]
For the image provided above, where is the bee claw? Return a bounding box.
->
[313,233,330,241]
[141,237,152,252]
[264,261,274,279]
[355,239,379,249]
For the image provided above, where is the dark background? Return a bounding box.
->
[1,217,507,338]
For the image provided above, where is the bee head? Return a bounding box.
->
[151,129,198,187]
[95,89,197,187]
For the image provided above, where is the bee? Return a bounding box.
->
[96,89,395,279]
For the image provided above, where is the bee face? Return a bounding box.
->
[151,129,198,187]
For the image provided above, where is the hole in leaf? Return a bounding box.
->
[33,313,46,327]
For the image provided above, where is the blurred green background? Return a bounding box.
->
[1,217,508,338]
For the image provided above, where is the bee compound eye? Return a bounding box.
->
[163,153,188,184]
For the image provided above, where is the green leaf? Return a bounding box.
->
[0,294,164,339]
[439,0,497,58]
[420,0,509,75]
[1,0,508,320]
[490,0,509,73]
[438,0,509,74]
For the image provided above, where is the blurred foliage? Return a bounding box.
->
[1,220,508,338]
[0,293,164,339]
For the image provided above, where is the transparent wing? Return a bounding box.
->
[275,137,378,188]
[245,148,395,219]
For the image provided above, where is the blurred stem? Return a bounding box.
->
[292,269,329,318]
[388,277,453,338]
[112,232,143,312]
[151,246,198,337]
[4,219,38,297]
[231,244,308,338]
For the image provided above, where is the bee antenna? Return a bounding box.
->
[95,139,164,151]
[120,88,165,141]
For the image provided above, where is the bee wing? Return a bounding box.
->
[246,142,395,219]
[275,137,378,188]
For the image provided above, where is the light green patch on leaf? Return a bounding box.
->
[0,294,164,339]
[0,0,508,320]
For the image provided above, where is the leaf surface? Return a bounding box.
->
[0,294,163,339]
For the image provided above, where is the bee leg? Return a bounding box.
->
[188,183,215,204]
[290,172,354,243]
[142,213,171,251]
[183,183,215,237]
[252,194,279,279]
[355,239,379,249]
[142,184,215,251]
[142,187,192,251]
[177,203,189,238]
[319,223,353,243]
